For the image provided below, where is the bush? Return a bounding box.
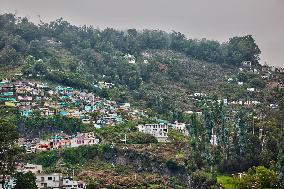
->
[250,77,266,89]
[191,170,219,189]
[168,129,189,142]
[128,132,158,144]
[236,166,277,189]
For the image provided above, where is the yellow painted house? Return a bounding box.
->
[5,101,16,107]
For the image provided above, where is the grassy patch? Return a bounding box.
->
[217,175,238,189]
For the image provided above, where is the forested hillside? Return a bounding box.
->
[2,13,284,188]
[0,13,261,117]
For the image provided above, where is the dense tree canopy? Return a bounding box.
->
[0,13,261,68]
[14,172,37,189]
[0,13,263,116]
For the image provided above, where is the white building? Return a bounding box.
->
[210,134,218,146]
[119,102,131,110]
[252,68,259,74]
[124,54,136,64]
[242,61,252,67]
[137,123,168,142]
[171,121,188,135]
[36,173,86,189]
[193,93,206,97]
[36,173,62,189]
[238,82,244,86]
[252,101,260,105]
[184,110,194,114]
[62,177,86,189]
[196,111,203,116]
[217,99,228,105]
[247,88,255,92]
[270,104,278,109]
[97,81,115,89]
[227,78,233,82]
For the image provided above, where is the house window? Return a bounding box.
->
[41,177,44,182]
[48,177,52,180]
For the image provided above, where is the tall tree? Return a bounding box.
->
[14,172,37,189]
[225,35,261,65]
[0,119,20,188]
[235,109,249,156]
[277,98,284,186]
[203,106,215,172]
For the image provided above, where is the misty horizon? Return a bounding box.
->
[1,0,283,67]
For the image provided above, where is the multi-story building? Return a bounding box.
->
[171,121,188,135]
[71,132,99,147]
[137,123,168,142]
[36,173,86,189]
[36,173,62,189]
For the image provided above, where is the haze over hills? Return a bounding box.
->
[0,13,284,189]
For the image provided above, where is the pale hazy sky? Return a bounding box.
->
[1,0,283,67]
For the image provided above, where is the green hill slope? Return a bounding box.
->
[0,13,260,117]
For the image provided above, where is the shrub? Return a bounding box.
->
[191,170,219,189]
[236,166,277,189]
[128,132,158,144]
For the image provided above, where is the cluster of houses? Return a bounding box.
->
[1,60,283,146]
[216,61,284,108]
[227,61,284,84]
[124,53,149,64]
[0,163,86,189]
[0,79,147,128]
[261,62,284,73]
[239,61,284,88]
[188,92,264,109]
[18,132,99,153]
[93,80,115,89]
[0,78,178,144]
[240,60,284,74]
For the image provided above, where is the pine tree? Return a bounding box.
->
[0,119,21,188]
[203,106,215,174]
[235,108,249,156]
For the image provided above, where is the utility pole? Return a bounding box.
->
[252,116,255,135]
[120,133,127,144]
